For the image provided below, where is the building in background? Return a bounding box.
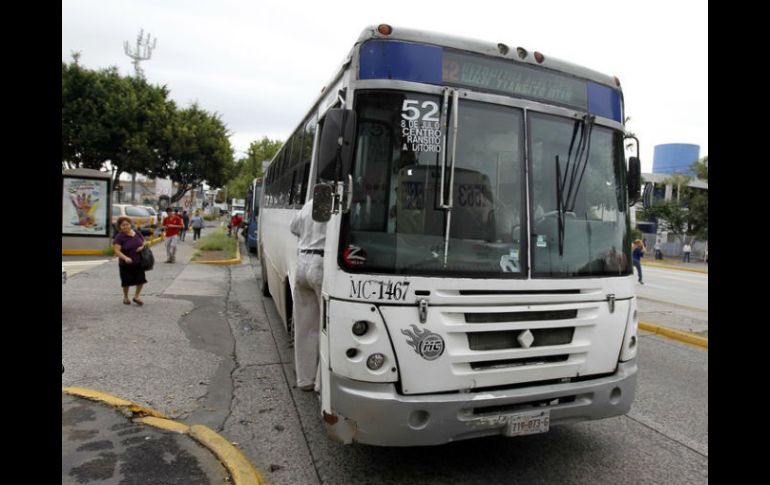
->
[632,143,707,258]
[652,143,700,176]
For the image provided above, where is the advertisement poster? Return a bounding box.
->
[62,177,109,236]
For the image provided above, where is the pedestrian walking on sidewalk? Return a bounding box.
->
[162,209,184,263]
[682,241,692,263]
[180,210,190,241]
[289,199,326,391]
[112,217,147,305]
[191,209,204,241]
[632,239,645,284]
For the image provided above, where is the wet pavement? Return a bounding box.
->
[62,392,231,484]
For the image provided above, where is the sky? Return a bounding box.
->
[62,0,707,173]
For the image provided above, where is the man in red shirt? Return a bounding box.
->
[162,209,185,263]
[228,213,243,238]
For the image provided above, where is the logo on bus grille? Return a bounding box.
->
[401,324,445,361]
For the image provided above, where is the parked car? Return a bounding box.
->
[112,204,155,236]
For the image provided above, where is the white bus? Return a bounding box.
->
[258,24,642,446]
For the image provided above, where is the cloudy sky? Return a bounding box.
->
[62,0,707,173]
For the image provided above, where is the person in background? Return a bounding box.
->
[228,212,243,237]
[682,241,692,263]
[162,209,184,263]
[180,210,190,241]
[632,239,645,284]
[156,207,168,237]
[112,216,147,305]
[289,199,326,391]
[654,239,663,260]
[191,209,204,241]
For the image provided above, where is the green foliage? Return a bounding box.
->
[227,137,283,199]
[630,228,643,242]
[688,189,708,239]
[151,103,236,202]
[690,156,708,181]
[62,58,235,198]
[194,227,237,257]
[640,200,690,235]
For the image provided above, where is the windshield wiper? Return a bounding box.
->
[554,114,595,256]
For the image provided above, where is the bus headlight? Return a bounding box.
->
[367,353,386,370]
[352,320,369,336]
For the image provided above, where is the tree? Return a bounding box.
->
[691,156,708,181]
[640,200,690,236]
[687,156,708,239]
[152,104,236,203]
[62,58,172,187]
[63,58,234,199]
[226,137,283,199]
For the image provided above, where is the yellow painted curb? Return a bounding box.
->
[62,387,168,418]
[641,261,708,274]
[62,249,105,256]
[63,387,264,484]
[63,235,165,256]
[638,321,708,348]
[189,425,264,485]
[146,236,165,247]
[136,416,190,433]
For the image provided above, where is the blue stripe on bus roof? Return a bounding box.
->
[587,82,622,122]
[359,40,443,84]
[359,39,622,123]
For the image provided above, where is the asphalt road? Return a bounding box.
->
[637,266,708,311]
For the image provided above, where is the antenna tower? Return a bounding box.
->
[123,29,157,79]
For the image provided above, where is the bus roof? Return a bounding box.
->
[355,25,620,90]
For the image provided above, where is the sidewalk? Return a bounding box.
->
[62,229,263,485]
[637,257,708,347]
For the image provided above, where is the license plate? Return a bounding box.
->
[503,409,550,437]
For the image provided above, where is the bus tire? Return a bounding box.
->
[260,253,271,298]
[285,287,294,339]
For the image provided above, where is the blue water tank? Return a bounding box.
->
[652,144,700,175]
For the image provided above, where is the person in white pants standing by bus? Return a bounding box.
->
[289,199,326,391]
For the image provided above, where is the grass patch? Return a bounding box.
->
[192,226,238,261]
[102,245,115,256]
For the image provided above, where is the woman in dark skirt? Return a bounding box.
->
[112,216,148,305]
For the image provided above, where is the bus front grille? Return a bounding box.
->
[468,327,575,351]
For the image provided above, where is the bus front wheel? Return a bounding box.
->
[260,252,271,298]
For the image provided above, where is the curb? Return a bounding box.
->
[638,321,708,348]
[641,261,708,274]
[62,387,264,485]
[62,235,165,256]
[62,249,105,256]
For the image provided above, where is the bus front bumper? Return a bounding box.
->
[326,359,637,446]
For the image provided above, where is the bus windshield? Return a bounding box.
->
[340,90,629,278]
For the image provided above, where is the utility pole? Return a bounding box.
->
[123,29,157,203]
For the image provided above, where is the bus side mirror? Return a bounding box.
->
[627,156,641,205]
[312,183,334,222]
[317,108,357,183]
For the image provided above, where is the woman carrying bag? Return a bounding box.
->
[112,216,148,305]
